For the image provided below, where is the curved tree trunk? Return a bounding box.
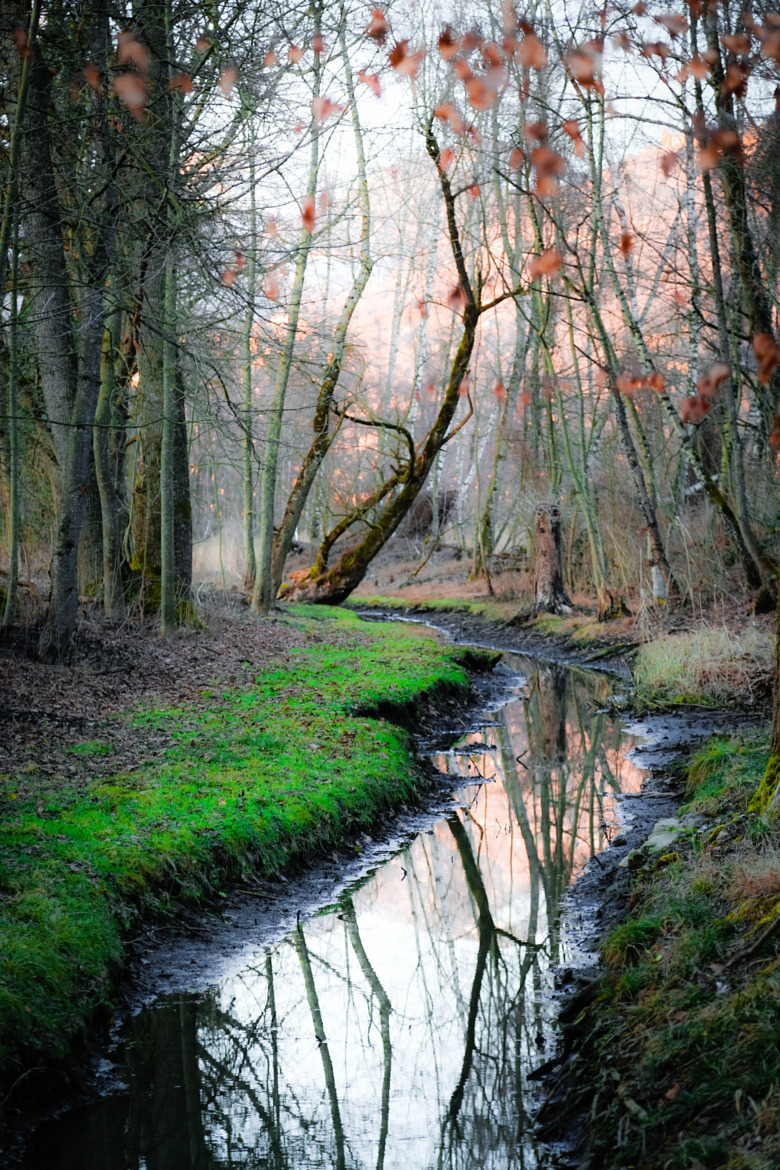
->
[270,25,373,599]
[283,306,478,604]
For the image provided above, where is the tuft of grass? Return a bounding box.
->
[633,626,773,710]
[0,606,475,1088]
[603,916,663,968]
[66,740,113,757]
[684,731,769,815]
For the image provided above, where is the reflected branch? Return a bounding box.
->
[342,897,392,1170]
[294,922,347,1170]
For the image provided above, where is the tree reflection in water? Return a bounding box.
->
[22,655,645,1170]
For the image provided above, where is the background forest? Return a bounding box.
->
[2,0,780,657]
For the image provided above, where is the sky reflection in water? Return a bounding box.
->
[23,655,645,1170]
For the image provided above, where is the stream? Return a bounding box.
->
[18,643,715,1169]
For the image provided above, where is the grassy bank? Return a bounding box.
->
[552,729,780,1169]
[0,606,487,1093]
[633,627,774,711]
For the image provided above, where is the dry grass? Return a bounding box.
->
[634,625,774,709]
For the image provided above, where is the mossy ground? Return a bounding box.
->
[566,729,780,1169]
[0,606,479,1092]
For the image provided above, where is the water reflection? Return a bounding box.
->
[22,655,644,1170]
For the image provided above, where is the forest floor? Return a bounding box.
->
[0,603,494,1109]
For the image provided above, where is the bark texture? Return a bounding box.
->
[534,504,572,615]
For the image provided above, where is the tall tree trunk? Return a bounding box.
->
[270,25,372,598]
[21,14,117,659]
[159,254,176,635]
[77,459,104,597]
[39,271,115,660]
[173,362,192,605]
[252,7,322,614]
[534,504,572,615]
[284,120,480,604]
[703,6,780,423]
[1,216,21,628]
[94,308,128,620]
[241,157,257,592]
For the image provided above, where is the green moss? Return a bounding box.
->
[603,915,663,967]
[66,740,113,757]
[683,731,770,816]
[749,751,780,815]
[0,606,474,1087]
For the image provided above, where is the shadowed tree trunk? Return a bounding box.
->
[94,307,131,620]
[534,504,572,615]
[21,10,117,660]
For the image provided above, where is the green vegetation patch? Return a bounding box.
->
[633,627,773,711]
[0,606,473,1088]
[562,727,780,1169]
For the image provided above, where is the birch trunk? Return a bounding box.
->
[252,28,322,614]
[270,26,372,597]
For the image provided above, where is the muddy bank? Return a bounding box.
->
[353,604,637,678]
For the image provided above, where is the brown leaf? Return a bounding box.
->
[366,10,389,44]
[358,71,381,98]
[438,25,460,61]
[113,73,147,118]
[517,31,547,70]
[301,195,315,233]
[754,333,780,384]
[528,246,562,279]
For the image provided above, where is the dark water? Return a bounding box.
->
[21,655,647,1170]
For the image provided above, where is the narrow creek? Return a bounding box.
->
[20,648,688,1169]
